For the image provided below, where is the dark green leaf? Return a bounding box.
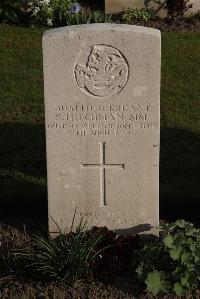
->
[174,282,186,296]
[163,234,174,248]
[145,271,166,296]
[169,246,183,260]
[173,232,186,245]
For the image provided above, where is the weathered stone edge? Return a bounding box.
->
[42,23,161,40]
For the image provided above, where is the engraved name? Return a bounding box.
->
[56,104,151,112]
[47,103,158,137]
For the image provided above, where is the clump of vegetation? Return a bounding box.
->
[24,223,139,284]
[121,8,156,23]
[24,220,108,284]
[27,0,82,26]
[0,0,112,27]
[136,219,200,296]
[121,0,193,22]
[2,219,200,297]
[87,226,139,279]
[0,0,196,27]
[64,10,112,26]
[0,220,139,286]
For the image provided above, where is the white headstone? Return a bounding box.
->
[43,24,160,234]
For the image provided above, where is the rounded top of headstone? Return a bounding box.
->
[43,23,161,40]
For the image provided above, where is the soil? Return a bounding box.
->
[1,221,200,298]
[0,221,139,298]
[0,278,137,299]
[80,0,200,32]
[110,15,199,32]
[122,18,200,32]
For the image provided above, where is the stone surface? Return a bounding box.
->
[43,24,160,234]
[181,0,200,16]
[105,0,200,17]
[105,0,166,17]
[105,0,146,14]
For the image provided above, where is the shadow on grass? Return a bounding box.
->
[160,127,200,223]
[0,122,47,218]
[0,122,200,225]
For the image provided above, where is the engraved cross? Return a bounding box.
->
[81,142,125,207]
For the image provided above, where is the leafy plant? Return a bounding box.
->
[27,0,112,27]
[91,10,112,24]
[65,10,112,26]
[88,226,139,278]
[121,8,156,23]
[49,0,82,26]
[24,219,108,284]
[145,271,167,295]
[135,220,200,296]
[27,0,81,26]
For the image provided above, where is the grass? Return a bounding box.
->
[160,32,200,220]
[0,25,46,216]
[0,25,200,221]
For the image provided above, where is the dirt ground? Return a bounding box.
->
[119,18,200,32]
[0,220,138,298]
[0,278,137,299]
[1,221,200,298]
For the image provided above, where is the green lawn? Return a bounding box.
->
[0,26,46,216]
[160,33,200,219]
[0,25,200,220]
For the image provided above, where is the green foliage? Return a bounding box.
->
[46,0,81,26]
[25,220,107,284]
[64,10,112,26]
[136,220,200,296]
[145,271,167,295]
[90,10,112,24]
[28,0,112,27]
[0,0,111,27]
[121,8,156,23]
[27,0,76,26]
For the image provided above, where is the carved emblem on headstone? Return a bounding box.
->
[74,45,129,98]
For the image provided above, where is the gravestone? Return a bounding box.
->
[105,0,200,17]
[43,24,160,234]
[105,0,146,14]
[105,0,167,17]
